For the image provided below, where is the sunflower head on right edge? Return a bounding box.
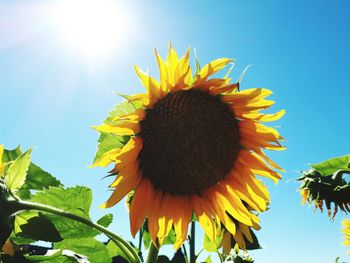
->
[342,219,350,254]
[92,45,285,253]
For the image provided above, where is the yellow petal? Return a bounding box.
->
[157,194,174,245]
[111,109,146,122]
[222,88,273,103]
[254,109,285,122]
[154,48,169,94]
[101,166,141,208]
[134,65,162,104]
[114,136,143,172]
[93,121,140,135]
[300,189,310,205]
[148,190,163,247]
[0,144,4,162]
[198,58,233,81]
[91,148,121,168]
[192,195,216,242]
[234,165,270,201]
[178,48,192,84]
[239,150,282,182]
[224,176,266,212]
[172,196,192,249]
[166,46,180,86]
[127,93,150,105]
[207,189,237,235]
[215,185,253,226]
[130,178,153,237]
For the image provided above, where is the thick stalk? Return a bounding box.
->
[190,221,195,263]
[146,242,159,263]
[138,227,143,251]
[15,200,141,263]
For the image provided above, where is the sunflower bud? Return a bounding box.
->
[298,168,350,219]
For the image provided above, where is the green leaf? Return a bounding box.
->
[54,238,111,263]
[2,146,22,162]
[96,214,113,228]
[202,256,212,263]
[23,163,61,191]
[30,186,101,239]
[203,233,223,252]
[14,211,39,234]
[9,234,36,245]
[31,186,92,217]
[18,214,62,242]
[163,228,176,246]
[5,148,32,191]
[2,146,61,198]
[105,100,143,122]
[311,154,350,176]
[202,256,213,263]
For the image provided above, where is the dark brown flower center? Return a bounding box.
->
[138,89,240,195]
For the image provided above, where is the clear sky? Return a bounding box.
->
[1,0,350,262]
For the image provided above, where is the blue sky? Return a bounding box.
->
[1,0,350,262]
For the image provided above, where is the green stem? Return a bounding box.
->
[146,242,159,263]
[190,221,195,263]
[138,227,143,251]
[15,200,141,263]
[182,244,189,263]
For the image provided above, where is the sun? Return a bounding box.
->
[52,0,131,60]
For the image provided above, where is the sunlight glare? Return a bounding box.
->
[53,0,132,60]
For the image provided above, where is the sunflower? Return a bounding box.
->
[298,163,350,219]
[342,219,350,254]
[92,46,284,250]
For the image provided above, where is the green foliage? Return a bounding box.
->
[2,146,22,162]
[32,186,92,218]
[96,213,113,228]
[202,256,212,263]
[311,155,350,176]
[92,98,144,164]
[2,145,61,199]
[5,149,32,192]
[0,146,133,263]
[203,233,223,252]
[54,238,111,263]
[93,133,130,164]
